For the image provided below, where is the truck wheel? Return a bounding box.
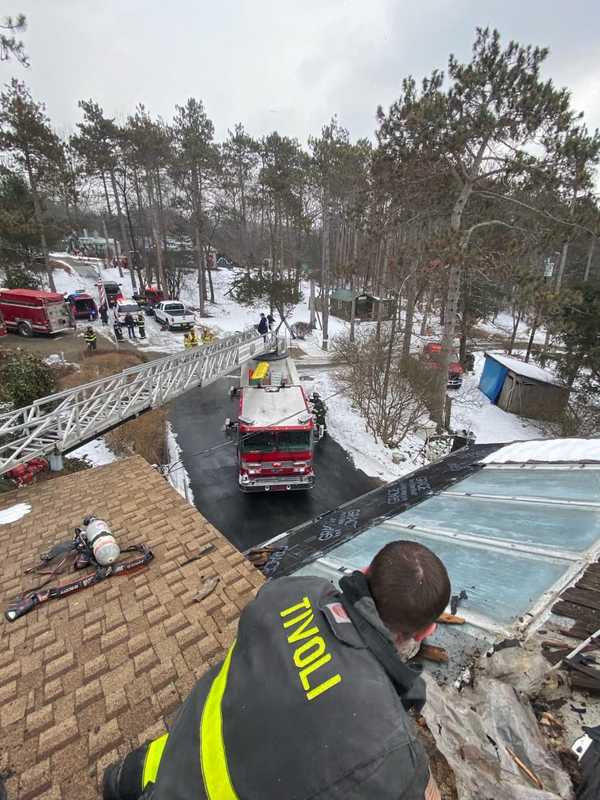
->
[17,321,33,337]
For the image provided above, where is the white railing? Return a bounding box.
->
[0,329,275,476]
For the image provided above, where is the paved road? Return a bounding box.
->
[169,377,381,551]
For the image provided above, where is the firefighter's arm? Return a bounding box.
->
[103,738,160,800]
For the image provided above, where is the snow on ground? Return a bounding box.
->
[449,351,546,444]
[165,423,195,504]
[482,438,600,464]
[476,311,547,344]
[300,368,426,483]
[299,349,549,483]
[46,258,554,482]
[67,438,117,467]
[0,503,31,524]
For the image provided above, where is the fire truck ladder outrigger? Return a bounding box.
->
[0,329,276,477]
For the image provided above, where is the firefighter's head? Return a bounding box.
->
[367,540,450,644]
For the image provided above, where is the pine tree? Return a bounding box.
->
[172,98,218,315]
[377,28,576,424]
[0,13,28,66]
[0,80,63,290]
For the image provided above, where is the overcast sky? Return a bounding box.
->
[4,1,600,144]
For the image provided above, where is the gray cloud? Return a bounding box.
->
[4,0,599,144]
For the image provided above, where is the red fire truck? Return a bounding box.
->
[229,357,316,492]
[0,289,75,336]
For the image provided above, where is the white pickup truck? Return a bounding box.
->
[154,301,196,331]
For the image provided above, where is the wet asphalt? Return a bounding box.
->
[169,377,381,551]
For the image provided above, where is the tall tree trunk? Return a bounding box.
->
[508,309,522,355]
[195,224,205,316]
[25,153,55,292]
[525,312,539,363]
[145,174,165,293]
[349,230,358,342]
[321,195,330,352]
[420,290,432,336]
[206,247,215,303]
[402,278,416,360]
[132,166,151,284]
[110,169,134,290]
[434,180,474,426]
[584,235,596,282]
[102,217,112,263]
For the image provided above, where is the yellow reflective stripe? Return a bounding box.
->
[200,644,239,800]
[142,733,169,789]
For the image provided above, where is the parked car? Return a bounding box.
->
[154,300,195,331]
[67,290,98,320]
[133,286,164,316]
[0,288,75,336]
[420,342,464,389]
[96,281,123,308]
[115,299,142,325]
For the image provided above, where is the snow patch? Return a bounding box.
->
[0,503,31,524]
[482,439,600,465]
[166,423,195,504]
[68,438,117,467]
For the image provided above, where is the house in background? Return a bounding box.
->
[329,289,392,322]
[479,352,570,421]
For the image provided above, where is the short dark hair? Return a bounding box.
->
[368,540,451,635]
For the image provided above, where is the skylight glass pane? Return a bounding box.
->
[454,468,600,504]
[326,525,569,626]
[398,494,600,552]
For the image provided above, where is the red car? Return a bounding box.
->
[420,343,464,389]
[0,288,75,336]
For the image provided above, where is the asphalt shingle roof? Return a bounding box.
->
[0,456,263,799]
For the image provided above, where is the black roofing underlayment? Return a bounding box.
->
[259,442,503,578]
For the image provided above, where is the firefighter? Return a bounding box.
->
[257,312,268,341]
[84,326,97,352]
[137,312,146,339]
[201,326,215,345]
[184,329,199,349]
[103,540,448,799]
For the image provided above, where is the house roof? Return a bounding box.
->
[256,439,600,676]
[0,457,263,800]
[484,352,564,387]
[481,438,600,465]
[330,288,355,302]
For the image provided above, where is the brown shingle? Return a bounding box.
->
[0,456,263,799]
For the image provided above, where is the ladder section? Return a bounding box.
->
[0,329,275,476]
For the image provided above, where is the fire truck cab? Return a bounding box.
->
[231,356,316,492]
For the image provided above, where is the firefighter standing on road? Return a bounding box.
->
[103,540,448,799]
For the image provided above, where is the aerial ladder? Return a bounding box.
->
[0,329,277,477]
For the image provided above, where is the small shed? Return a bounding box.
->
[329,289,392,321]
[479,352,570,421]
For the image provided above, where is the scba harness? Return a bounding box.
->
[4,516,153,622]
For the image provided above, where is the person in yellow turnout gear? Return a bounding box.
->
[103,541,448,800]
[184,329,199,349]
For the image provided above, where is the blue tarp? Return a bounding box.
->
[479,355,508,403]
